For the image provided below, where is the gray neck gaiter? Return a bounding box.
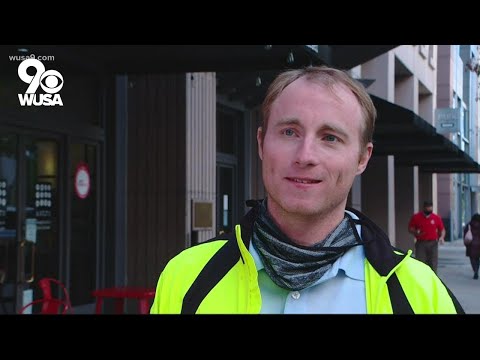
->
[252,200,361,291]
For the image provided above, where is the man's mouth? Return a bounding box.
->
[286,177,321,184]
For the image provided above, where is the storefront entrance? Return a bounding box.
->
[0,128,99,314]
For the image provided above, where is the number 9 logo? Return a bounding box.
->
[18,58,64,94]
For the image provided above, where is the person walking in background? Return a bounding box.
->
[408,200,446,273]
[464,214,480,279]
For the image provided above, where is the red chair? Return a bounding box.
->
[19,278,73,314]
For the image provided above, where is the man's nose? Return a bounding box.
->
[295,138,319,167]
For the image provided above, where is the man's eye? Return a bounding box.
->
[324,134,338,142]
[284,129,295,136]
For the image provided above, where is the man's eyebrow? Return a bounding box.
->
[274,118,301,127]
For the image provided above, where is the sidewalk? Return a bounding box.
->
[437,238,480,314]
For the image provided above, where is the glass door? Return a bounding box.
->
[216,103,245,236]
[0,131,61,314]
[0,128,101,314]
[20,136,60,313]
[216,163,236,235]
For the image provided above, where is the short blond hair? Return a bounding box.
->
[261,66,376,148]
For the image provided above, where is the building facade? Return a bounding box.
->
[436,45,480,241]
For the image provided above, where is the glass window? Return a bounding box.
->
[217,105,243,155]
[25,138,59,284]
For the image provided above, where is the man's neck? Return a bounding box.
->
[267,206,346,247]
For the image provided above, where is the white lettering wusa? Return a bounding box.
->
[18,94,63,106]
[17,58,63,106]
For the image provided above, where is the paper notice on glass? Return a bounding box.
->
[23,289,33,314]
[25,218,37,243]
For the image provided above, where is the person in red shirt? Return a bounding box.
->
[408,200,446,273]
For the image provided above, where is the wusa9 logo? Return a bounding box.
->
[17,58,63,106]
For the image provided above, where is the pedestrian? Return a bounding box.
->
[408,200,446,273]
[150,65,463,314]
[464,213,480,279]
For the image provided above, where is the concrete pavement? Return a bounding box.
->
[437,239,480,313]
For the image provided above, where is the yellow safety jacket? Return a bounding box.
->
[150,204,464,314]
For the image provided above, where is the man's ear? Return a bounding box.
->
[257,127,264,161]
[356,142,373,175]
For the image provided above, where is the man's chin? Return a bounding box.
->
[281,202,322,217]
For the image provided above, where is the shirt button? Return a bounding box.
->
[291,291,300,300]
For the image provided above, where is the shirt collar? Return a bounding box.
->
[249,210,365,281]
[333,243,365,281]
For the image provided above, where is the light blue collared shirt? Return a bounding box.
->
[249,210,367,314]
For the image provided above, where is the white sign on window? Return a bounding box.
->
[436,108,461,134]
[25,218,37,243]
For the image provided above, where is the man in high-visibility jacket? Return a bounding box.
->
[150,65,464,314]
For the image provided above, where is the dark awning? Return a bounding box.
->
[325,45,399,69]
[0,45,398,74]
[371,95,480,173]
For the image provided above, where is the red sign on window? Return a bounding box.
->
[74,162,91,199]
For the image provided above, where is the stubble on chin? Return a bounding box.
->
[268,194,324,219]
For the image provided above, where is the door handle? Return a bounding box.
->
[20,240,36,284]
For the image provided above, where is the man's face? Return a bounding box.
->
[257,77,373,220]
